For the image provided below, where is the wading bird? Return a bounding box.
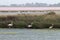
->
[8,22,13,28]
[28,22,33,28]
[49,24,54,29]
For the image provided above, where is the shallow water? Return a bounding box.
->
[0,28,60,40]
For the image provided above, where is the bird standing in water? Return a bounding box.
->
[8,22,13,28]
[28,22,33,28]
[49,24,54,29]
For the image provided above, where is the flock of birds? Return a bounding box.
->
[8,22,54,29]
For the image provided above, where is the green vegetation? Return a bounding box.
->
[47,11,56,15]
[0,12,60,29]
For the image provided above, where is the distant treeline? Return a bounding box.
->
[0,12,60,29]
[1,3,60,7]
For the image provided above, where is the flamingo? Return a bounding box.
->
[8,22,13,28]
[49,24,54,29]
[28,22,33,28]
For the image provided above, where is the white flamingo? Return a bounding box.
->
[28,22,33,28]
[8,22,13,28]
[49,24,54,29]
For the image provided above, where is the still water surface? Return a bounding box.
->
[0,28,60,40]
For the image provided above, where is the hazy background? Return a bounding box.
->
[0,0,60,7]
[0,0,60,5]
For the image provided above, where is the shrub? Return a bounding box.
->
[32,22,51,29]
[13,21,27,28]
[47,11,56,15]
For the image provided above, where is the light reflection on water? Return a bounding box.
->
[0,29,60,40]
